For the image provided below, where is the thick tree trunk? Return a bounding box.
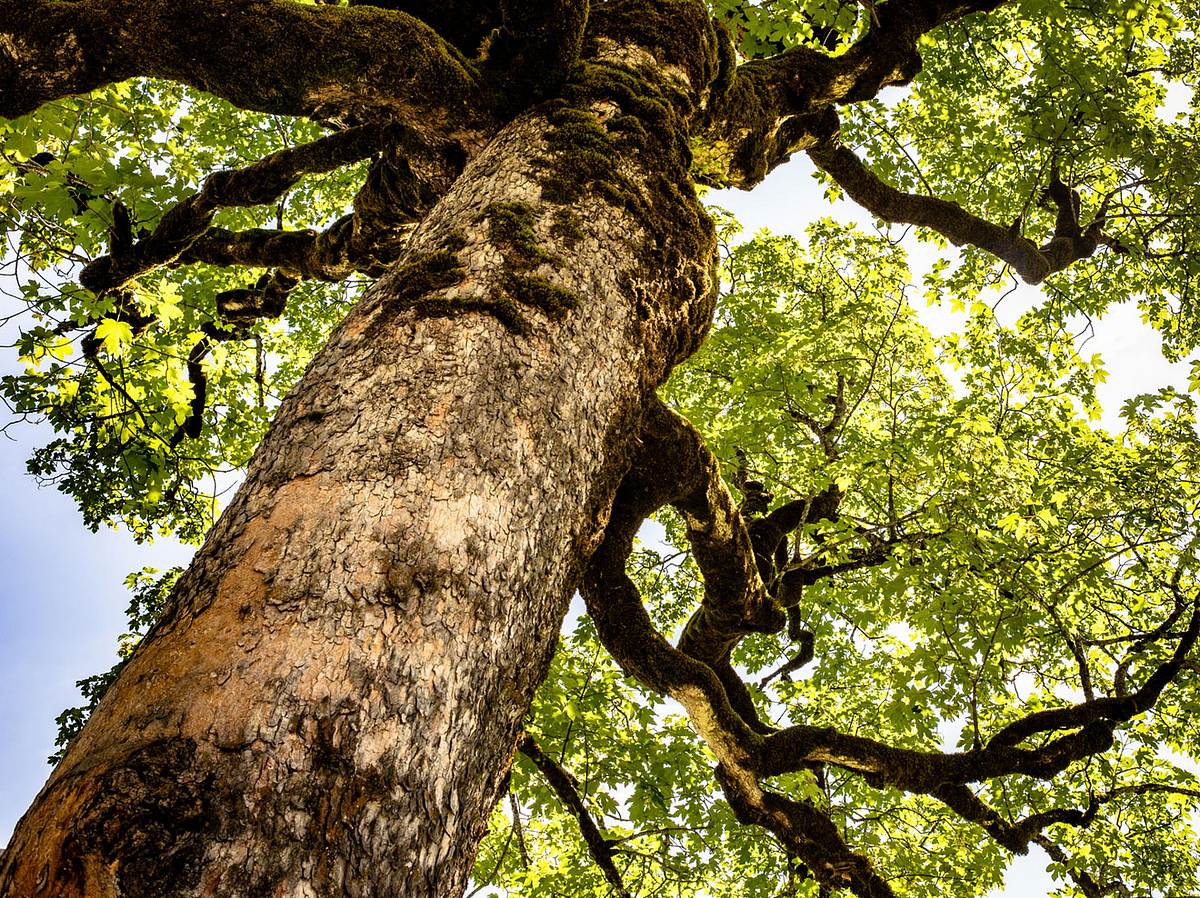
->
[0,65,716,897]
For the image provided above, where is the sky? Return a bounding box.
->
[1,126,1196,896]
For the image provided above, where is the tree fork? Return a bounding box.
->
[0,7,724,891]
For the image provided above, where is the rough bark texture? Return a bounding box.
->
[0,60,717,896]
[0,0,491,135]
[4,0,1148,894]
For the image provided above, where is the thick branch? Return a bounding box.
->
[517,734,632,898]
[933,783,1094,855]
[487,1,590,110]
[0,0,490,136]
[715,768,896,898]
[641,402,786,666]
[179,220,406,283]
[581,413,894,898]
[808,135,1110,284]
[701,0,1010,186]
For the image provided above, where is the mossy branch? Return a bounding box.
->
[80,124,396,295]
[0,0,491,137]
[700,0,1009,186]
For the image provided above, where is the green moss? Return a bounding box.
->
[550,208,586,246]
[413,291,529,335]
[507,274,579,321]
[477,202,562,268]
[384,232,525,333]
[383,229,578,336]
[388,248,467,307]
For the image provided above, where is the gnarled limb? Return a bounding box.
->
[808,133,1114,283]
[0,0,491,138]
[758,588,1198,788]
[581,418,894,898]
[701,0,1010,186]
[638,401,785,666]
[179,220,407,283]
[79,124,398,295]
[580,403,1199,896]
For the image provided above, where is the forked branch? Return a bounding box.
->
[582,400,1199,897]
[808,133,1113,283]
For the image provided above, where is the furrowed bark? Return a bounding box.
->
[0,0,490,137]
[0,10,722,892]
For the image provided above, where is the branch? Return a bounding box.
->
[179,220,406,283]
[79,124,395,294]
[518,734,632,898]
[986,586,1200,749]
[701,0,1010,186]
[486,1,590,110]
[640,401,785,668]
[933,783,1095,854]
[0,0,490,137]
[1032,835,1108,898]
[170,320,254,445]
[808,134,1111,284]
[938,780,1200,864]
[580,418,895,898]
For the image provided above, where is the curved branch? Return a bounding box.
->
[0,0,490,137]
[581,410,895,898]
[700,0,1010,186]
[179,219,407,282]
[807,135,1111,284]
[80,124,396,294]
[170,320,252,445]
[640,401,785,666]
[986,586,1200,749]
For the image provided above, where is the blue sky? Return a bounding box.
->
[1,150,1195,894]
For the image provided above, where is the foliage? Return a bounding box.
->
[0,82,365,540]
[472,223,1200,898]
[49,565,181,763]
[5,0,1200,895]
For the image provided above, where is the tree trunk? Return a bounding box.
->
[0,56,717,896]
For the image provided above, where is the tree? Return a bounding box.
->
[1,1,1199,896]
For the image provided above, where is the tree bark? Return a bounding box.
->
[0,71,716,898]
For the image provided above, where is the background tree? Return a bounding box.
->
[1,1,1199,897]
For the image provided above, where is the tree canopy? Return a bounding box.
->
[4,0,1200,896]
